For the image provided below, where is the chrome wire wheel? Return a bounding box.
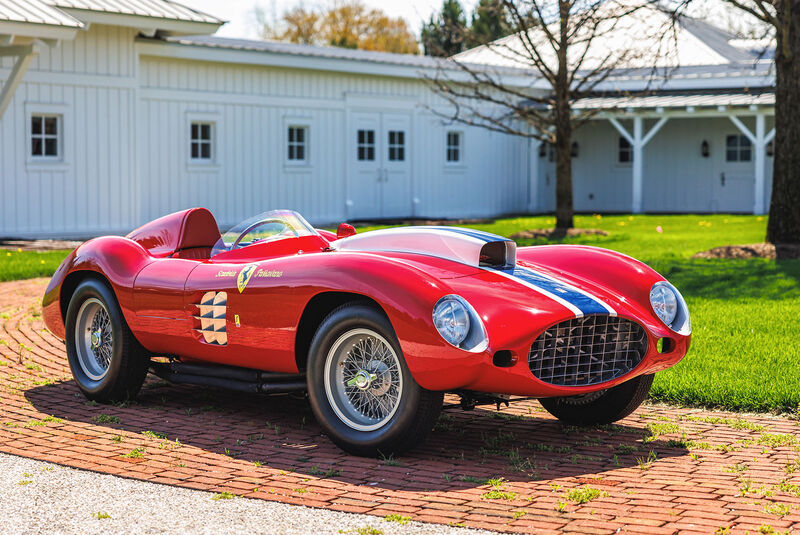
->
[74,297,113,381]
[324,328,403,432]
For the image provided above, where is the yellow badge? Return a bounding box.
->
[237,264,258,293]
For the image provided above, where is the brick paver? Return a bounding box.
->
[1,278,798,534]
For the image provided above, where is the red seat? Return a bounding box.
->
[171,208,221,260]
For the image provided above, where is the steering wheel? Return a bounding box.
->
[231,219,299,249]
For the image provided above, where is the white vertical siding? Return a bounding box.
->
[0,24,138,238]
[137,56,528,227]
[570,117,770,214]
[0,28,772,238]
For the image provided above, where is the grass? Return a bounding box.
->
[4,214,797,412]
[564,486,609,504]
[92,414,120,424]
[0,248,73,282]
[121,447,145,459]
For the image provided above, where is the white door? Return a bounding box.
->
[349,112,412,219]
[714,134,754,213]
[714,172,752,213]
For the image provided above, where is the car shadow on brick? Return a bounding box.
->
[25,377,688,492]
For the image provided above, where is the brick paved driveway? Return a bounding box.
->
[1,279,799,534]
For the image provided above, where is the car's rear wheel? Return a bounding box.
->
[65,278,149,402]
[306,303,443,457]
[538,373,654,425]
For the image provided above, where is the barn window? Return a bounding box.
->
[357,129,375,161]
[726,134,752,162]
[388,130,405,161]
[618,137,633,163]
[30,115,61,159]
[446,131,462,162]
[287,126,308,162]
[190,122,214,161]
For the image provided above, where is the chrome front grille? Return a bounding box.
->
[528,315,647,387]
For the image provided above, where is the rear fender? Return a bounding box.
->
[42,237,154,339]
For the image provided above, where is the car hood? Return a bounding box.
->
[333,227,664,328]
[332,226,516,271]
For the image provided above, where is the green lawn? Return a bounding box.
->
[1,214,798,413]
[0,248,73,282]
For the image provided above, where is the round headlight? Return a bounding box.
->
[650,281,678,327]
[433,296,471,346]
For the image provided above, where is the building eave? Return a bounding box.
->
[58,8,221,35]
[0,19,80,40]
[135,37,538,86]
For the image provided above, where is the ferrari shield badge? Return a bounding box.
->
[237,264,258,293]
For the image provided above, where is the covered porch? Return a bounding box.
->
[529,92,776,215]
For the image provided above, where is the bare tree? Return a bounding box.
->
[426,0,678,229]
[677,0,797,252]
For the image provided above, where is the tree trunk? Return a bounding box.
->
[554,0,574,230]
[767,1,800,247]
[554,105,574,230]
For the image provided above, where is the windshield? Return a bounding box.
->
[210,210,318,257]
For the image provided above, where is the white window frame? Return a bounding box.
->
[186,111,220,170]
[356,128,376,162]
[387,129,405,162]
[25,102,70,169]
[286,125,309,164]
[445,130,464,165]
[617,136,633,166]
[725,134,752,163]
[283,116,313,169]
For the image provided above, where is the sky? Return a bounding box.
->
[178,0,766,43]
[179,0,455,40]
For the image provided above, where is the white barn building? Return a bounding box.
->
[0,0,775,238]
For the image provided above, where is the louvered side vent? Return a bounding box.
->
[528,315,647,386]
[194,291,227,346]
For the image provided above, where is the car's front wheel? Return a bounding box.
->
[65,278,150,402]
[538,373,654,425]
[306,303,443,457]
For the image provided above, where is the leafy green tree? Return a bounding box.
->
[421,0,469,56]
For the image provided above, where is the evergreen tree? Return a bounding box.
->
[468,0,512,48]
[421,0,468,56]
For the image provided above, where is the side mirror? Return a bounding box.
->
[336,223,356,239]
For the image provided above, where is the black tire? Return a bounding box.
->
[64,278,150,402]
[538,374,654,425]
[306,303,443,457]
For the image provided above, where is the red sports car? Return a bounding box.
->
[43,208,691,456]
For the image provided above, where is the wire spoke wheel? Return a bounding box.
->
[324,328,403,431]
[74,297,114,381]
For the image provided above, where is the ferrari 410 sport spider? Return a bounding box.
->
[43,208,691,455]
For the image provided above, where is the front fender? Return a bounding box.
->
[516,244,665,313]
[287,253,487,390]
[42,237,154,339]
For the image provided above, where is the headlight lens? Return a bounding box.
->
[650,282,678,326]
[433,296,471,346]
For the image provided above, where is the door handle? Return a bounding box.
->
[720,173,726,186]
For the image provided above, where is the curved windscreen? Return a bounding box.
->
[210,210,318,257]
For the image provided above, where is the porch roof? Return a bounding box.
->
[574,90,774,112]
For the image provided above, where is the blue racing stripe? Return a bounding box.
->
[512,266,609,316]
